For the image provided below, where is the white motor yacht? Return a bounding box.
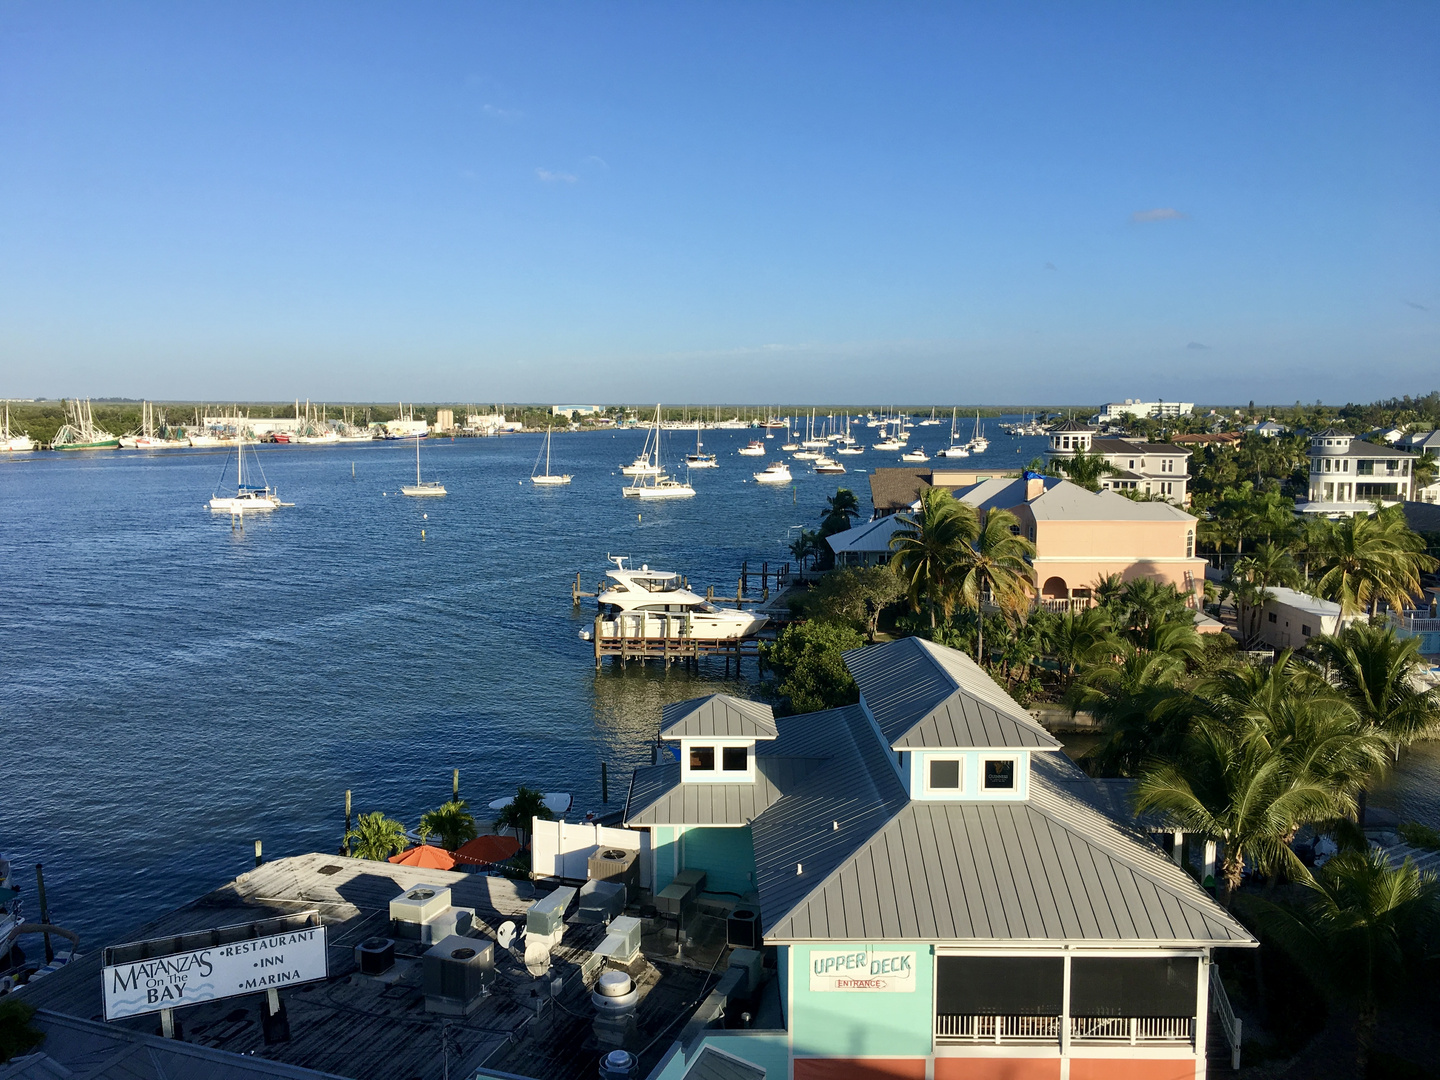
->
[901,447,930,462]
[580,558,768,643]
[737,440,766,457]
[872,437,903,451]
[753,461,792,484]
[813,455,845,474]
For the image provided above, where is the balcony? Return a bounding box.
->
[935,1014,1193,1047]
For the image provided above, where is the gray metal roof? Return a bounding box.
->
[843,636,1062,750]
[660,694,778,740]
[0,1011,348,1080]
[760,751,1252,947]
[684,1045,767,1080]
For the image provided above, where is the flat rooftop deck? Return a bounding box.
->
[16,853,726,1080]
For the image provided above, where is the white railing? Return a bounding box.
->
[1037,597,1093,613]
[1390,611,1440,633]
[935,1015,1060,1043]
[1069,1016,1193,1044]
[1210,966,1242,1069]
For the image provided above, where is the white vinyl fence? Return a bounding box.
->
[531,820,651,891]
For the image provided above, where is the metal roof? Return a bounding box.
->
[683,1045,767,1080]
[625,757,822,827]
[1,1012,348,1080]
[1090,438,1189,457]
[843,636,1062,750]
[660,695,778,740]
[824,513,906,555]
[761,752,1253,947]
[1051,420,1094,432]
[1025,484,1196,522]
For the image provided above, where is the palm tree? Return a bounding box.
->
[1414,450,1438,492]
[1050,448,1120,492]
[1243,849,1440,1074]
[1229,542,1301,645]
[1073,644,1196,775]
[821,488,861,534]
[1313,623,1440,759]
[1314,509,1437,616]
[952,508,1036,662]
[1042,606,1116,688]
[345,811,409,861]
[419,799,478,851]
[889,488,978,628]
[493,785,555,851]
[1091,573,1126,612]
[789,528,819,573]
[1113,578,1192,636]
[1133,719,1343,905]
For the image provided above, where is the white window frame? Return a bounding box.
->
[981,754,1022,793]
[924,754,966,796]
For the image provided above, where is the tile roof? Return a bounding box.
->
[867,467,934,512]
[843,636,1061,750]
[660,695,778,740]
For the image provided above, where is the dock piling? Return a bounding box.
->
[453,769,460,802]
[601,762,609,804]
[254,840,263,868]
[344,790,352,856]
[35,864,53,964]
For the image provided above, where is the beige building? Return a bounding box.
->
[1256,587,1354,650]
[838,474,1207,610]
[1046,421,1192,504]
[1300,427,1422,513]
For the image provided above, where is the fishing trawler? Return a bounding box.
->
[51,399,119,451]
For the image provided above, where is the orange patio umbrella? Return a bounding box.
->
[453,835,521,866]
[388,845,458,870]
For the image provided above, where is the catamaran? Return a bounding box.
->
[623,406,695,499]
[531,426,572,486]
[402,428,446,496]
[209,440,282,512]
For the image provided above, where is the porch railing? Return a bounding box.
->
[935,1014,1060,1043]
[1069,1016,1193,1044]
[1210,965,1243,1069]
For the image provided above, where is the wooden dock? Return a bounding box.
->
[590,614,769,670]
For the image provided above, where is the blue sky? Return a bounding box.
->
[1,2,1437,405]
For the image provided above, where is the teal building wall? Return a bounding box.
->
[786,942,935,1058]
[651,825,757,897]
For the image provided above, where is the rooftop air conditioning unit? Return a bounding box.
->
[588,847,640,896]
[525,886,577,939]
[594,915,643,965]
[390,884,452,941]
[354,937,395,976]
[726,907,761,950]
[578,879,627,923]
[423,935,495,1016]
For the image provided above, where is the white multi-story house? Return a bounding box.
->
[1098,399,1195,421]
[1299,427,1423,513]
[1047,421,1192,505]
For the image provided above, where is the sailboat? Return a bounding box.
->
[966,411,989,453]
[685,422,718,468]
[402,430,446,496]
[919,407,942,427]
[623,405,695,499]
[531,426,572,486]
[209,440,281,511]
[936,407,970,458]
[2,403,36,452]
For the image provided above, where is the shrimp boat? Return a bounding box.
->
[119,401,187,449]
[209,439,282,512]
[51,399,119,450]
[402,429,446,496]
[753,460,792,484]
[2,404,37,452]
[531,426,572,486]
[685,423,718,468]
[623,406,695,499]
[579,557,768,643]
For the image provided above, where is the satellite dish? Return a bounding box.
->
[497,921,518,949]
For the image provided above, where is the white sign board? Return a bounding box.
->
[103,924,327,1020]
[809,948,917,992]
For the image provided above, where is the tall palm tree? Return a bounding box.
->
[1314,509,1437,616]
[1050,448,1120,492]
[952,508,1036,662]
[789,528,819,572]
[1042,605,1117,689]
[1229,541,1301,645]
[1133,719,1343,905]
[493,785,555,852]
[821,488,861,533]
[1414,450,1438,492]
[1073,644,1196,775]
[1243,849,1440,1074]
[889,488,978,628]
[1114,578,1192,637]
[1313,623,1440,758]
[419,799,478,851]
[345,811,409,861]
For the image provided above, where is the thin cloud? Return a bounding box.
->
[1187,341,1210,350]
[482,104,522,121]
[1132,207,1188,223]
[536,168,577,184]
[583,155,609,170]
[1044,262,1058,271]
[1405,300,1429,311]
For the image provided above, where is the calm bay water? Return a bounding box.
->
[8,423,1434,950]
[1,421,1047,946]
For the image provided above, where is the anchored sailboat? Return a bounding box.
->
[623,406,695,499]
[209,440,282,512]
[532,426,572,486]
[402,428,446,496]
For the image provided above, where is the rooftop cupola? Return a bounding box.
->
[1049,420,1094,454]
[1310,427,1353,455]
[660,694,777,784]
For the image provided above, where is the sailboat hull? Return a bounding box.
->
[401,484,447,496]
[54,439,120,451]
[209,495,278,511]
[531,475,572,486]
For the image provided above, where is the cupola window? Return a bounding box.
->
[722,746,748,772]
[983,758,1016,790]
[927,757,962,793]
[689,746,715,771]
